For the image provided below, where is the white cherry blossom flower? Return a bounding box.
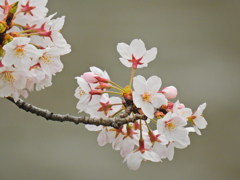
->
[190,103,207,135]
[117,39,157,69]
[38,47,64,75]
[0,66,29,101]
[2,37,42,70]
[132,75,168,118]
[14,0,48,24]
[74,77,101,113]
[157,112,190,146]
[123,140,161,170]
[172,100,192,119]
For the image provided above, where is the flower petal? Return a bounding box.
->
[142,47,157,64]
[130,39,146,59]
[117,43,132,59]
[147,76,162,92]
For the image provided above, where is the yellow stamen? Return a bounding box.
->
[1,71,15,84]
[14,46,25,58]
[142,92,151,102]
[78,87,86,97]
[40,54,53,64]
[165,120,176,130]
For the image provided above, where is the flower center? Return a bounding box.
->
[142,92,151,102]
[14,45,26,58]
[40,54,52,64]
[165,119,176,131]
[78,87,86,96]
[1,71,15,84]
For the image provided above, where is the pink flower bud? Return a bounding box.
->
[178,103,185,109]
[82,72,98,83]
[161,86,178,99]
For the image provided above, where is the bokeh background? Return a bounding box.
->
[0,0,240,179]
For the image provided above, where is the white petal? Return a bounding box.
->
[172,128,190,146]
[130,39,146,59]
[141,102,154,118]
[166,143,175,161]
[119,58,132,68]
[147,75,162,92]
[85,125,103,131]
[142,47,157,64]
[117,43,132,59]
[124,151,143,171]
[142,151,161,162]
[194,117,207,129]
[151,93,168,108]
[97,129,108,146]
[132,92,144,108]
[133,75,147,94]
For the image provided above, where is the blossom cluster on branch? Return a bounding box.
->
[0,0,71,101]
[0,0,207,171]
[75,39,207,170]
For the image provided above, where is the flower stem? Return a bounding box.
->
[150,118,157,124]
[109,81,124,91]
[110,85,124,92]
[129,68,136,88]
[145,121,152,132]
[139,119,143,140]
[21,33,39,37]
[104,91,122,95]
[18,29,35,34]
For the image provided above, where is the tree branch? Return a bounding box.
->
[6,97,146,129]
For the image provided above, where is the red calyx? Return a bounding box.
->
[89,89,103,95]
[97,101,112,116]
[95,76,109,83]
[128,54,143,69]
[0,0,11,14]
[148,131,161,144]
[21,0,36,16]
[138,139,146,153]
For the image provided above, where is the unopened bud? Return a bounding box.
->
[82,72,98,83]
[178,103,185,109]
[161,86,178,99]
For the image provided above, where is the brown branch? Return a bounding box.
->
[6,97,147,129]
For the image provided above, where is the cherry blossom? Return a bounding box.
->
[117,39,157,69]
[189,103,207,135]
[132,75,168,118]
[2,37,42,69]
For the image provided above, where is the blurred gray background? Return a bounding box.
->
[0,0,240,179]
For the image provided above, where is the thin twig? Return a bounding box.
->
[6,97,147,129]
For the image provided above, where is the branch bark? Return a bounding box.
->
[6,97,146,129]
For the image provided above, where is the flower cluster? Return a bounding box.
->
[0,0,71,101]
[75,39,207,170]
